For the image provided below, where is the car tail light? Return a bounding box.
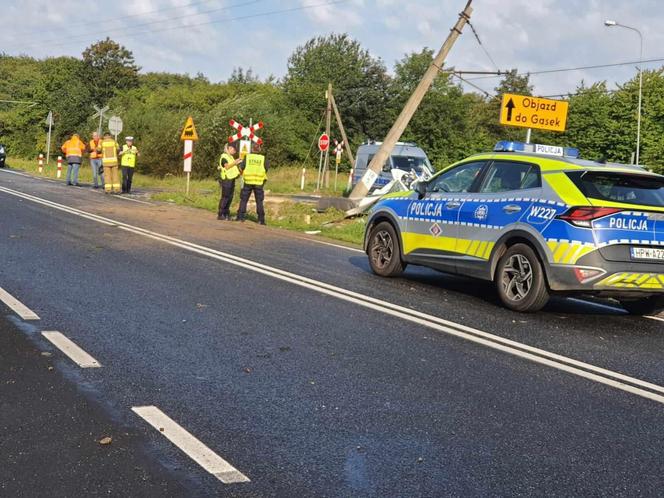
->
[557,207,623,228]
[574,267,605,283]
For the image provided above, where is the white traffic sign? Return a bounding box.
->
[318,134,330,152]
[108,116,123,137]
[46,111,54,127]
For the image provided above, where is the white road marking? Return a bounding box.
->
[2,184,664,405]
[0,286,40,320]
[294,236,364,253]
[132,406,249,484]
[41,331,101,368]
[647,315,664,323]
[0,169,32,178]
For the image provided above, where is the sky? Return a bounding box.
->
[2,0,663,97]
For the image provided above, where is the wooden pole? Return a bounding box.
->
[330,92,355,166]
[349,0,473,201]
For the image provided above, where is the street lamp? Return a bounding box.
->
[605,19,643,165]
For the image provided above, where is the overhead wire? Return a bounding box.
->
[466,20,500,73]
[6,0,266,51]
[8,0,347,52]
[12,0,224,36]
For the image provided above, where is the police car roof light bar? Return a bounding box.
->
[493,141,580,159]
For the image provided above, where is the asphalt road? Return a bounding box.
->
[1,169,664,497]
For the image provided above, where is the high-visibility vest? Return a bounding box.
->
[101,139,119,166]
[89,138,102,159]
[120,145,138,167]
[61,137,86,158]
[243,153,267,185]
[219,152,240,180]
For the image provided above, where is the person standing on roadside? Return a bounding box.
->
[119,136,139,194]
[61,133,86,186]
[100,133,121,194]
[236,144,269,225]
[217,143,241,220]
[88,131,104,189]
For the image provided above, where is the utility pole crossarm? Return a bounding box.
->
[348,0,474,202]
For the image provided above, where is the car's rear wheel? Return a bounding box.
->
[495,243,549,312]
[367,221,406,277]
[619,296,664,316]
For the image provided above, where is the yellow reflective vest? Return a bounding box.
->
[101,139,119,166]
[219,152,240,180]
[242,153,267,185]
[120,145,138,167]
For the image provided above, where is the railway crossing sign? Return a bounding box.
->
[334,139,343,165]
[180,116,199,141]
[500,93,569,132]
[228,119,263,145]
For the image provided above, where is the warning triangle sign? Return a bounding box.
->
[180,116,199,141]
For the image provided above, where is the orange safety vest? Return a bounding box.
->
[89,138,102,159]
[61,136,86,157]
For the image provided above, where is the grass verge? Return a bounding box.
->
[5,156,366,245]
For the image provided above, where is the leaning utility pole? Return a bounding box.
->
[348,0,474,202]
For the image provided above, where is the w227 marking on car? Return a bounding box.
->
[528,206,557,221]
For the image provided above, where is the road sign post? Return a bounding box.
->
[46,111,54,165]
[316,133,330,191]
[333,140,343,191]
[108,116,123,141]
[499,94,569,133]
[180,116,199,196]
[92,105,110,136]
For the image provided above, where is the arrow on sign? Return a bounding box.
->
[505,98,515,122]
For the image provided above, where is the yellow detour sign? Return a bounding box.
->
[180,116,199,141]
[500,94,569,132]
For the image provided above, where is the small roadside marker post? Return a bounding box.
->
[180,116,199,196]
[46,111,54,166]
[38,153,44,174]
[56,156,62,178]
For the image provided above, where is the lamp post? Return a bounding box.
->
[605,19,643,165]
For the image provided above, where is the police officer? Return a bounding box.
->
[217,143,241,221]
[236,144,268,225]
[119,136,139,194]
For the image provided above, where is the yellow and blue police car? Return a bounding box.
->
[364,141,664,314]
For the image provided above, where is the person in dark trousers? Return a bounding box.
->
[236,145,269,225]
[217,143,241,220]
[119,136,139,194]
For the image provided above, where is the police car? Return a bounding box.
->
[364,141,664,314]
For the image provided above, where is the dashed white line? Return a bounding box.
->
[132,406,249,484]
[0,286,40,320]
[3,184,664,405]
[41,331,101,368]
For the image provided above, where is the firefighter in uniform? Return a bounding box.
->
[217,143,241,220]
[236,146,268,225]
[119,136,139,194]
[101,133,121,194]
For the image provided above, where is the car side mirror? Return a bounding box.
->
[413,180,427,198]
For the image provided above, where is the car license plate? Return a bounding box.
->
[631,247,664,261]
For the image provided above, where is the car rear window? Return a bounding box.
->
[567,171,664,208]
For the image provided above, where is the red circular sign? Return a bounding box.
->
[318,134,330,152]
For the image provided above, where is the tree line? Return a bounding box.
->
[1,34,661,176]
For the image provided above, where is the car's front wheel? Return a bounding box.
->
[367,221,406,277]
[619,296,664,316]
[495,243,550,312]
